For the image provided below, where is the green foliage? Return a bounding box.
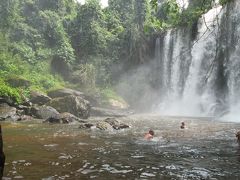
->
[0,34,64,94]
[1,0,234,106]
[149,0,233,30]
[0,78,22,104]
[11,42,36,63]
[162,0,181,26]
[0,0,21,30]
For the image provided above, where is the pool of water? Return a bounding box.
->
[2,115,240,179]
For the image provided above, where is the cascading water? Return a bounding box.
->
[153,0,240,121]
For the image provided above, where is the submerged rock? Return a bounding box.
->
[104,118,130,130]
[79,123,95,129]
[44,112,87,124]
[47,95,90,119]
[96,121,113,130]
[60,112,86,123]
[44,116,61,123]
[96,118,130,130]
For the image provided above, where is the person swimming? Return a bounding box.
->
[180,122,185,129]
[144,130,154,140]
[236,131,240,144]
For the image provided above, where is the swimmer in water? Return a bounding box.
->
[180,122,185,129]
[144,130,154,140]
[236,131,240,144]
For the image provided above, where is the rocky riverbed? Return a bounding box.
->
[0,88,132,130]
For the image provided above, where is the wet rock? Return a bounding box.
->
[21,100,32,107]
[47,95,90,119]
[16,109,24,116]
[47,88,84,99]
[44,112,86,124]
[5,114,21,121]
[60,112,86,123]
[31,105,60,119]
[19,115,32,121]
[30,91,51,105]
[44,116,61,123]
[0,103,17,121]
[96,121,113,130]
[17,105,32,115]
[79,123,95,129]
[104,118,130,130]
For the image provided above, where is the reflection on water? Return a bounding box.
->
[1,115,240,179]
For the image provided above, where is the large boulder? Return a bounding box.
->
[0,103,17,120]
[48,88,99,106]
[47,95,90,119]
[30,91,51,105]
[47,88,84,99]
[31,105,60,119]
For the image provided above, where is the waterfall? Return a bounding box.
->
[153,0,240,121]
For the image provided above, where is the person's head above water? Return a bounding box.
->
[149,130,154,136]
[180,122,185,129]
[144,129,154,140]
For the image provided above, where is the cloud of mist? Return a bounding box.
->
[115,61,160,112]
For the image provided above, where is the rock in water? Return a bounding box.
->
[104,118,130,130]
[96,121,113,130]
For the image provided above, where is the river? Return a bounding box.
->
[2,115,240,179]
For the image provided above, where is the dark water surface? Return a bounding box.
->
[2,115,240,179]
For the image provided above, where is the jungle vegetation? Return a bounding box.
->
[0,0,233,104]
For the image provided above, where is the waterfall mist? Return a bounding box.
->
[117,0,240,122]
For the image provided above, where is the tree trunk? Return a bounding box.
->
[0,125,5,178]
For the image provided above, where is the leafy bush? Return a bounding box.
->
[0,78,22,104]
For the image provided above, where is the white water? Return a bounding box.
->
[153,1,240,122]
